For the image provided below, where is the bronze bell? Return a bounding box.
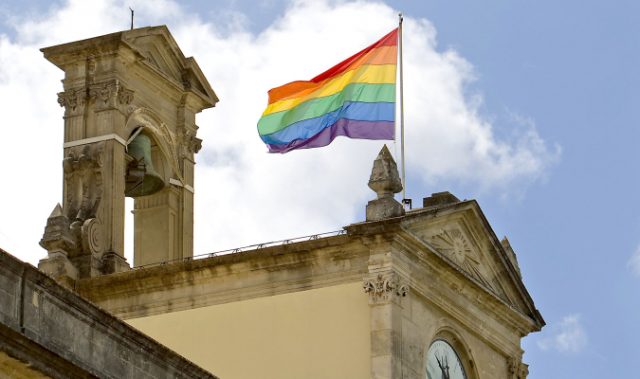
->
[125,133,165,197]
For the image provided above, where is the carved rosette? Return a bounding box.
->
[89,79,134,111]
[426,227,513,303]
[431,229,473,265]
[363,273,408,304]
[430,228,495,288]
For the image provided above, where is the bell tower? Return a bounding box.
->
[38,26,218,281]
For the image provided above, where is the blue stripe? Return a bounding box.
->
[260,101,395,145]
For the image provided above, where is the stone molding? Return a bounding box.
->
[58,80,135,116]
[77,234,364,318]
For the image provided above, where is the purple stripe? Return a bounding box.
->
[267,119,394,153]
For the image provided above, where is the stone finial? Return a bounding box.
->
[366,145,405,221]
[40,203,75,254]
[501,236,522,278]
[39,203,79,282]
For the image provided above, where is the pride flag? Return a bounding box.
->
[258,28,398,153]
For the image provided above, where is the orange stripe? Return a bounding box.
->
[268,45,397,104]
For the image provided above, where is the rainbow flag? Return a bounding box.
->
[258,28,398,153]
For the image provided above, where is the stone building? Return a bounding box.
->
[0,248,217,379]
[1,25,544,379]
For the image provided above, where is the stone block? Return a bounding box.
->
[38,252,78,281]
[366,197,405,221]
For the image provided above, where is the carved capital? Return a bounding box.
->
[118,87,134,105]
[363,273,408,304]
[89,80,134,111]
[508,357,529,379]
[57,89,86,116]
[182,129,202,154]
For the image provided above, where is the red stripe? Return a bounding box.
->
[311,28,398,82]
[267,29,398,104]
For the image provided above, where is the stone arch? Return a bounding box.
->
[125,107,183,183]
[426,325,479,379]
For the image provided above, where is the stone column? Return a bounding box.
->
[133,186,180,267]
[363,238,408,379]
[39,79,133,279]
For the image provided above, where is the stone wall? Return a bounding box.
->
[0,248,218,379]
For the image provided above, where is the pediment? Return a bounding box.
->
[401,201,541,322]
[135,36,183,82]
[122,26,218,107]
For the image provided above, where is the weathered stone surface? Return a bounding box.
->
[1,248,218,379]
[422,191,460,207]
[37,252,78,286]
[78,198,543,379]
[39,25,218,278]
[366,145,405,221]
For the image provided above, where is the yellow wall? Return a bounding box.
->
[127,282,371,379]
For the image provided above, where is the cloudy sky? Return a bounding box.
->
[1,0,638,377]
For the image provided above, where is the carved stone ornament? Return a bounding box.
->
[89,79,134,111]
[363,273,408,304]
[41,142,105,259]
[431,229,473,265]
[183,129,203,154]
[366,145,405,221]
[508,357,529,379]
[118,88,134,105]
[57,89,86,116]
[40,203,76,253]
[63,143,104,224]
[430,228,497,293]
[178,126,202,157]
[81,218,103,255]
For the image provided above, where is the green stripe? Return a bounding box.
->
[258,83,395,135]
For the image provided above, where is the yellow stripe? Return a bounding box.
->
[262,64,396,116]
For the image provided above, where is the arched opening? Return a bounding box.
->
[425,328,478,379]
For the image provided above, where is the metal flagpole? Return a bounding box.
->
[398,13,407,202]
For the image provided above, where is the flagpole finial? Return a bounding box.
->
[398,12,403,25]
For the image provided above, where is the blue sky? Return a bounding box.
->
[1,1,638,378]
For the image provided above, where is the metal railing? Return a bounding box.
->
[132,229,347,270]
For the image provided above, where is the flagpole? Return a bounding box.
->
[398,13,406,202]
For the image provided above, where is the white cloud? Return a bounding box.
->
[0,0,559,266]
[627,245,640,276]
[537,314,588,354]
